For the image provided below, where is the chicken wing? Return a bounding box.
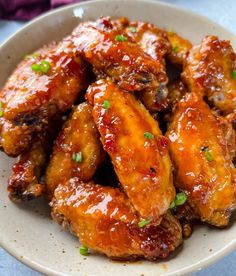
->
[7,113,63,201]
[0,39,89,156]
[7,139,47,201]
[72,17,166,93]
[51,178,182,260]
[46,102,104,199]
[167,92,236,227]
[87,79,175,220]
[182,36,236,115]
[124,21,170,112]
[167,30,192,66]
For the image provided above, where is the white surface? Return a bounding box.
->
[0,0,236,275]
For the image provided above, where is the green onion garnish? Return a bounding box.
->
[115,35,128,42]
[31,60,51,74]
[72,152,83,163]
[40,60,51,73]
[201,146,214,161]
[128,26,136,33]
[79,246,89,256]
[175,192,187,206]
[172,45,179,53]
[0,101,3,117]
[170,192,187,209]
[138,218,152,228]
[144,132,154,140]
[103,100,110,109]
[205,150,214,162]
[232,70,236,80]
[31,63,41,72]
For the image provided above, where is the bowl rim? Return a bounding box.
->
[0,0,236,275]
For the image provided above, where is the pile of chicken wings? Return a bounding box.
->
[1,17,235,261]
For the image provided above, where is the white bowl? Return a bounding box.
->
[0,0,236,275]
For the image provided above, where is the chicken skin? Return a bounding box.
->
[0,39,89,156]
[167,79,188,110]
[167,30,192,66]
[182,36,236,115]
[87,79,175,220]
[46,103,105,199]
[51,177,182,260]
[124,21,171,112]
[72,17,166,93]
[167,92,236,227]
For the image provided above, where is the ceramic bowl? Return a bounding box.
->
[0,0,236,275]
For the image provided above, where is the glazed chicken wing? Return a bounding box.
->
[167,92,236,227]
[182,36,236,115]
[124,21,171,112]
[46,102,105,199]
[51,178,182,260]
[72,17,166,93]
[0,39,89,156]
[8,113,63,201]
[87,79,175,220]
[7,139,46,201]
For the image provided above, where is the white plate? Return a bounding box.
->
[0,0,236,275]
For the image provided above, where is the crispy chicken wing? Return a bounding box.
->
[0,39,89,156]
[167,92,236,227]
[124,21,171,112]
[51,178,182,260]
[182,36,236,115]
[87,79,175,220]
[167,30,192,66]
[72,17,166,93]
[46,102,104,199]
[7,139,47,201]
[7,113,63,201]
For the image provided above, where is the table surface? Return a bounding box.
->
[0,0,236,275]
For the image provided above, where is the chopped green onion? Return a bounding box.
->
[175,192,187,206]
[103,100,110,109]
[79,246,89,256]
[172,45,179,53]
[144,132,154,140]
[31,63,41,72]
[232,70,236,80]
[40,60,51,73]
[115,34,128,42]
[170,192,187,209]
[31,60,51,74]
[205,150,213,162]
[0,101,3,117]
[128,26,136,33]
[138,218,152,228]
[72,152,83,163]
